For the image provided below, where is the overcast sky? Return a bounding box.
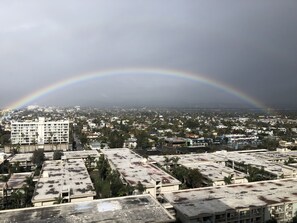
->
[1,1,297,109]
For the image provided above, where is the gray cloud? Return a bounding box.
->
[1,0,297,109]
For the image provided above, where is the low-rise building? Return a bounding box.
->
[218,151,297,179]
[62,150,101,160]
[9,153,34,170]
[163,178,297,223]
[183,162,248,186]
[164,138,186,148]
[101,148,181,197]
[123,138,137,149]
[32,159,95,207]
[150,154,246,186]
[0,172,33,204]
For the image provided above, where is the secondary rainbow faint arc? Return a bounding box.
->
[5,68,267,111]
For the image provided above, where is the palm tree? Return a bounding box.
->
[35,132,39,150]
[50,132,54,150]
[12,161,21,173]
[53,195,63,204]
[170,157,180,168]
[163,156,170,171]
[224,174,234,185]
[135,181,146,194]
[24,176,34,188]
[11,190,24,208]
[85,155,95,169]
[21,176,35,207]
[0,175,10,208]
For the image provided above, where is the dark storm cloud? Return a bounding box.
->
[0,0,297,109]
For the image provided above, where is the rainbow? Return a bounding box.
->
[5,68,268,111]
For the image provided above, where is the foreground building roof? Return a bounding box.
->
[0,194,175,223]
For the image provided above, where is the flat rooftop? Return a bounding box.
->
[9,153,32,163]
[215,151,296,177]
[10,152,53,163]
[251,151,297,161]
[101,148,180,188]
[149,153,226,166]
[32,159,95,203]
[7,172,33,189]
[183,162,247,182]
[63,150,100,159]
[163,178,297,218]
[0,194,175,223]
[149,154,245,183]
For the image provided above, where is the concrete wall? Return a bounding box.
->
[71,196,93,203]
[213,180,225,186]
[5,143,69,153]
[145,187,156,197]
[160,185,179,193]
[234,178,248,184]
[34,200,55,207]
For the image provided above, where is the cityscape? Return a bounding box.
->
[1,1,297,223]
[0,107,297,222]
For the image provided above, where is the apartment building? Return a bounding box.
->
[32,159,95,207]
[149,154,247,187]
[162,178,297,223]
[9,117,69,152]
[101,148,181,198]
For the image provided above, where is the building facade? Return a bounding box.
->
[10,117,69,151]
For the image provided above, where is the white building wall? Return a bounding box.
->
[145,187,156,197]
[71,196,94,203]
[11,117,69,146]
[160,185,179,193]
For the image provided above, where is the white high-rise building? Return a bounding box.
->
[11,117,69,149]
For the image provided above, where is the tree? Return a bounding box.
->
[292,211,297,223]
[80,133,88,146]
[97,155,110,181]
[247,166,272,182]
[54,195,63,204]
[10,190,24,208]
[135,131,150,149]
[100,181,111,198]
[170,157,180,168]
[224,174,234,185]
[109,130,125,148]
[0,175,10,208]
[49,132,54,150]
[0,160,10,174]
[266,218,277,223]
[163,156,171,171]
[53,150,63,160]
[10,145,20,156]
[186,169,203,188]
[32,149,45,168]
[135,181,146,194]
[85,155,95,169]
[171,165,188,188]
[285,157,296,165]
[22,176,35,207]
